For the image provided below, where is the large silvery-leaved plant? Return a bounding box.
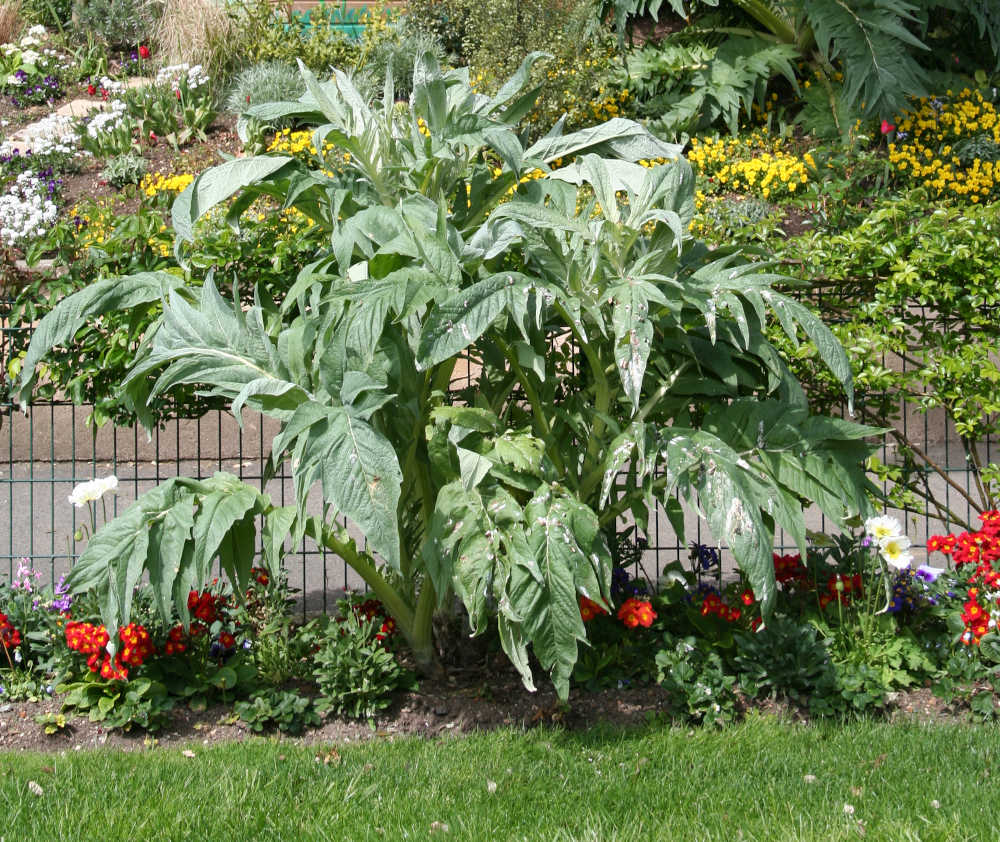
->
[15,54,879,699]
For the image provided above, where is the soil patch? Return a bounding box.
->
[0,669,967,754]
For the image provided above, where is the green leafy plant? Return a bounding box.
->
[654,632,738,725]
[234,686,321,734]
[58,673,174,731]
[624,35,799,138]
[311,614,413,721]
[34,711,71,734]
[733,615,841,712]
[101,151,148,188]
[15,55,876,700]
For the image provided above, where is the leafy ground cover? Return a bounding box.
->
[4,719,1000,840]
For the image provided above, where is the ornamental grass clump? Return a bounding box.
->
[15,54,876,700]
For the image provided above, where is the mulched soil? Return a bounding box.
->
[0,665,968,755]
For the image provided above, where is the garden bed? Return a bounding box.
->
[5,0,1000,757]
[0,673,964,754]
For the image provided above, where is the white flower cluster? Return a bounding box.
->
[26,25,49,39]
[0,113,78,157]
[864,516,913,570]
[68,475,119,508]
[155,63,209,92]
[86,99,129,138]
[99,76,127,97]
[0,171,59,247]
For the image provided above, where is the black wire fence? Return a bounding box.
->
[2,297,994,611]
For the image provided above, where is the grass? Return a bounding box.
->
[3,716,1000,840]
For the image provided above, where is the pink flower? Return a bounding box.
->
[880,119,895,135]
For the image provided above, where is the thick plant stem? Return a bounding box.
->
[313,522,420,647]
[411,578,440,675]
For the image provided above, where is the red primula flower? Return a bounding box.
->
[579,596,607,622]
[87,83,96,95]
[617,597,657,629]
[0,613,21,649]
[138,45,151,59]
[880,119,895,135]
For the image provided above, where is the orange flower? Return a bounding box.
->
[579,596,607,622]
[617,597,657,629]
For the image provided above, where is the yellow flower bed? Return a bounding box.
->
[140,172,195,198]
[888,88,1000,201]
[686,131,814,199]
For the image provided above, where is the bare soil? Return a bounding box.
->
[0,667,966,755]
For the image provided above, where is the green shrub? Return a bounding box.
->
[733,616,839,711]
[406,0,622,133]
[355,17,443,100]
[226,0,359,74]
[224,60,304,116]
[655,634,738,726]
[18,0,72,29]
[73,0,162,50]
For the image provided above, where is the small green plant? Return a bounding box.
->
[733,615,839,712]
[58,673,174,731]
[311,613,414,722]
[0,667,49,702]
[101,151,148,188]
[34,711,71,734]
[655,634,738,726]
[234,687,321,735]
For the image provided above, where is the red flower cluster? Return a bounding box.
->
[579,596,607,622]
[961,588,990,645]
[773,553,807,585]
[699,592,742,622]
[118,622,155,667]
[617,597,657,629]
[818,573,864,609]
[347,598,399,643]
[65,621,155,681]
[375,617,396,642]
[930,512,1000,644]
[0,612,21,650]
[188,589,223,624]
[250,567,270,587]
[164,624,188,655]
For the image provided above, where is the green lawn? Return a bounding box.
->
[2,716,998,841]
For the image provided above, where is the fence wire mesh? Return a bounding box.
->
[2,296,994,609]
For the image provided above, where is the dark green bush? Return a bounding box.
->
[73,0,162,50]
